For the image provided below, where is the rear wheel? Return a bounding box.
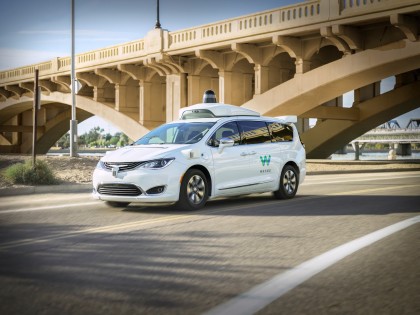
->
[177,169,209,210]
[105,201,130,208]
[274,165,299,199]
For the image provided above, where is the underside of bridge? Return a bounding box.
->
[241,40,420,158]
[302,80,420,158]
[1,0,419,156]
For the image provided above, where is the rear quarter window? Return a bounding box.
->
[268,122,294,142]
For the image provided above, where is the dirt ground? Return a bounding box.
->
[0,154,419,189]
[0,155,100,188]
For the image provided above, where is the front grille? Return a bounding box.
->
[101,161,144,172]
[97,184,142,196]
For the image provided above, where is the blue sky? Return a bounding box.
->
[0,0,292,70]
[0,0,418,134]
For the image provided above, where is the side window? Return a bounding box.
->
[238,121,271,145]
[268,122,294,142]
[207,121,241,147]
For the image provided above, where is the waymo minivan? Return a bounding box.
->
[92,101,306,210]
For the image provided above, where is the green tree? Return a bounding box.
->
[109,136,119,146]
[118,133,130,147]
[85,126,104,147]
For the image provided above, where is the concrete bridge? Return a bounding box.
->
[1,0,420,158]
[352,127,420,156]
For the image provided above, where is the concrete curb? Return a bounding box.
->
[307,167,420,176]
[306,159,420,165]
[0,183,91,197]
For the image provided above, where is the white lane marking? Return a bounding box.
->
[0,201,100,214]
[203,215,420,315]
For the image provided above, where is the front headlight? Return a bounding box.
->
[96,161,106,170]
[140,158,175,169]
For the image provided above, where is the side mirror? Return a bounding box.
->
[218,137,234,153]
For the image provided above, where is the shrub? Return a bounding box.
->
[3,160,58,185]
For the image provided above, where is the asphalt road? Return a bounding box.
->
[0,171,419,315]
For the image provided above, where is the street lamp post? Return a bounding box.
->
[155,0,161,29]
[70,0,78,157]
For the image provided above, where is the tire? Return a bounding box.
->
[274,165,299,199]
[177,169,209,210]
[105,201,130,208]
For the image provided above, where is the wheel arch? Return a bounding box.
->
[284,161,299,175]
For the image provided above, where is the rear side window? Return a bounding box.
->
[238,121,271,145]
[268,122,294,142]
[207,121,241,147]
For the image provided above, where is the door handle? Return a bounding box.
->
[249,151,257,155]
[240,152,248,156]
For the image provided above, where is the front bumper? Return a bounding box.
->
[92,163,183,204]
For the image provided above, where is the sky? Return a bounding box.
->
[0,0,418,135]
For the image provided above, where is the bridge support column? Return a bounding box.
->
[352,142,366,160]
[295,60,311,133]
[93,87,106,102]
[396,143,412,156]
[354,141,360,160]
[139,81,165,129]
[219,71,233,104]
[187,75,201,105]
[139,81,152,126]
[115,84,138,113]
[10,115,21,146]
[219,71,253,105]
[296,119,310,134]
[254,65,269,95]
[166,73,187,122]
[295,59,311,75]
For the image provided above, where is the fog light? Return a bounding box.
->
[146,186,166,195]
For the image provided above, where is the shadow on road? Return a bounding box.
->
[121,193,420,217]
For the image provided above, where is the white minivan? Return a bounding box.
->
[92,102,306,210]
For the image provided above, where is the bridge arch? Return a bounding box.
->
[309,45,343,70]
[0,93,150,153]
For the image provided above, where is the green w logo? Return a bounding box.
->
[260,155,271,166]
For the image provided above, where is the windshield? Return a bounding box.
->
[133,122,215,145]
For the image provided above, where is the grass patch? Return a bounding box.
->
[3,160,58,185]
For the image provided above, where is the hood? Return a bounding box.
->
[101,144,188,162]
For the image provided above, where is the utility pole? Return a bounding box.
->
[155,0,161,28]
[70,0,78,157]
[32,68,39,168]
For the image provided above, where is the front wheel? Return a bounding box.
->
[176,169,209,211]
[273,165,299,199]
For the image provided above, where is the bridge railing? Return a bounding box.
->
[168,0,321,50]
[0,38,147,83]
[339,0,420,16]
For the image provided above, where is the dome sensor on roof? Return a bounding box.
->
[203,90,217,103]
